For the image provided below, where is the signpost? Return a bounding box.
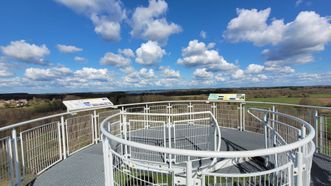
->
[63,97,114,112]
[208,93,245,101]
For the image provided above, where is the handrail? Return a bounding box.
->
[101,108,315,158]
[123,111,213,116]
[203,161,292,177]
[0,112,68,132]
[0,99,321,186]
[245,100,331,110]
[0,105,117,132]
[1,99,328,133]
[115,100,331,110]
[122,110,222,153]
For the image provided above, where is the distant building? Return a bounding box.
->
[0,99,28,108]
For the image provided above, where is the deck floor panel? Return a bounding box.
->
[31,128,331,186]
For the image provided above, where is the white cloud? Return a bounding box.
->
[25,67,72,81]
[74,67,112,81]
[155,77,182,87]
[263,11,331,65]
[57,44,82,53]
[130,0,181,44]
[118,48,135,58]
[224,8,285,46]
[215,74,225,82]
[138,68,155,79]
[257,74,268,80]
[0,62,15,78]
[177,40,237,71]
[23,66,114,89]
[193,68,213,79]
[159,66,180,78]
[246,64,264,73]
[249,74,268,82]
[92,17,121,41]
[207,42,216,49]
[135,41,165,65]
[1,40,50,65]
[264,65,295,73]
[0,77,27,88]
[259,72,331,86]
[232,69,245,79]
[100,52,130,67]
[56,0,126,41]
[120,66,183,88]
[74,56,86,62]
[123,68,155,87]
[200,31,207,39]
[224,8,331,66]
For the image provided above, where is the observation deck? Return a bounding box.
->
[0,100,330,186]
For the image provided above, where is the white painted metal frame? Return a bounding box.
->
[101,108,315,186]
[19,122,62,176]
[0,99,327,186]
[65,114,94,156]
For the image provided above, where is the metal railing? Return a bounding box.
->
[101,105,315,186]
[0,100,328,186]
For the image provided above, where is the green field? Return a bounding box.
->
[247,97,302,104]
[248,94,331,106]
[309,94,331,98]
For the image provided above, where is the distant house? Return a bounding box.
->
[16,99,28,107]
[0,99,28,108]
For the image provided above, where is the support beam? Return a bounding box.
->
[61,116,67,159]
[186,160,193,186]
[93,110,98,143]
[314,110,318,152]
[11,128,21,186]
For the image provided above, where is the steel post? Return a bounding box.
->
[263,113,268,149]
[60,115,67,159]
[314,110,318,152]
[103,138,113,186]
[57,122,63,160]
[6,137,14,185]
[243,104,246,131]
[186,159,193,186]
[296,151,303,186]
[11,128,21,186]
[93,110,98,143]
[320,116,324,153]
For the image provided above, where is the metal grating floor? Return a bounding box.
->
[31,143,104,186]
[30,128,331,186]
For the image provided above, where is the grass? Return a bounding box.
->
[309,94,331,98]
[247,97,302,104]
[248,93,331,106]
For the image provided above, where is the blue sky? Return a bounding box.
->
[0,0,331,93]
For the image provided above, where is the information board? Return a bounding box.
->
[63,97,113,112]
[208,93,245,101]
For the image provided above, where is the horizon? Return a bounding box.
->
[1,85,330,96]
[1,0,331,93]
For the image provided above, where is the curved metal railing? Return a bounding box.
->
[101,107,315,186]
[0,100,329,186]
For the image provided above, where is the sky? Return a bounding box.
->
[0,0,331,93]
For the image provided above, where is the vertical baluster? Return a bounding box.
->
[11,128,21,185]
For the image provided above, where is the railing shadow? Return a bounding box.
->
[311,154,331,186]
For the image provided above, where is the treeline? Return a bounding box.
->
[0,98,65,126]
[1,86,331,127]
[2,86,331,102]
